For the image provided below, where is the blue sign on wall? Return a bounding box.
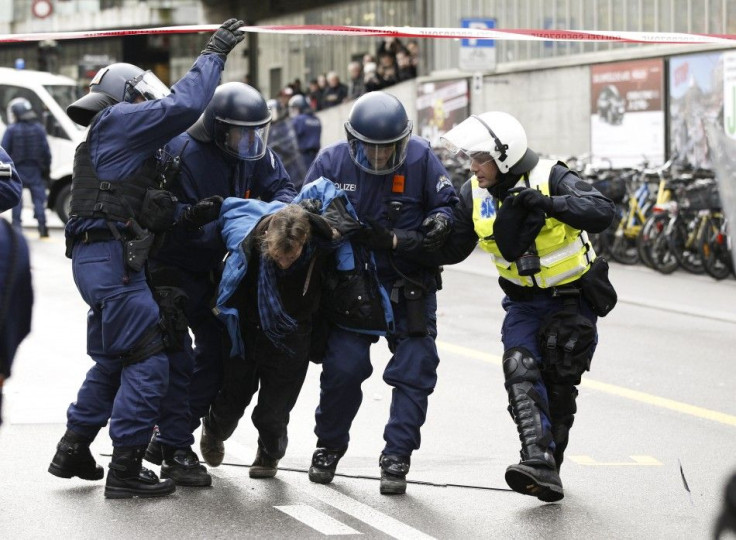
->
[461,18,496,48]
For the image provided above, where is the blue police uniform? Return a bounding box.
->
[1,118,51,230]
[150,134,295,450]
[0,146,22,209]
[63,55,224,448]
[290,112,321,187]
[0,149,32,426]
[304,135,456,456]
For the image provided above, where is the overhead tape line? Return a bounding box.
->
[2,24,736,44]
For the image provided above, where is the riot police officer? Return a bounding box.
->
[0,148,32,428]
[2,97,52,237]
[287,94,322,188]
[268,98,307,186]
[143,82,296,486]
[302,91,457,495]
[46,19,246,499]
[431,111,616,502]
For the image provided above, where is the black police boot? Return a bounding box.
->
[502,348,564,502]
[160,447,212,487]
[200,419,225,467]
[548,383,578,473]
[38,224,49,238]
[48,429,104,481]
[505,462,564,503]
[104,446,176,499]
[249,447,280,479]
[308,446,347,484]
[144,431,166,466]
[379,454,410,495]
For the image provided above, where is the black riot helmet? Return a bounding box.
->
[8,97,37,123]
[188,82,271,161]
[344,91,412,175]
[67,62,171,127]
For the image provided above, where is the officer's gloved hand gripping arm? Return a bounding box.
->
[512,165,615,234]
[178,196,224,230]
[352,219,425,252]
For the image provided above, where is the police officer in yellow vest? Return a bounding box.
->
[427,111,616,502]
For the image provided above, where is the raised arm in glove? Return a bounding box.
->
[202,19,246,60]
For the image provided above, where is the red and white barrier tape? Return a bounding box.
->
[1,24,736,45]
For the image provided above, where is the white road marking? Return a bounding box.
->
[224,440,436,540]
[275,504,362,535]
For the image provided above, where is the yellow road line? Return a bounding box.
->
[436,340,736,427]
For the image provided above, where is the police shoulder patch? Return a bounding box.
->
[436,175,452,192]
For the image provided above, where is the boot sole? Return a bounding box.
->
[249,468,278,479]
[160,471,213,487]
[201,453,224,468]
[505,467,564,502]
[48,462,104,481]
[308,467,335,484]
[380,479,407,495]
[104,484,177,499]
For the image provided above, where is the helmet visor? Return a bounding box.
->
[440,116,497,159]
[347,133,410,175]
[124,71,171,103]
[213,119,270,160]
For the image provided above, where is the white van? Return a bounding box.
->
[0,67,85,222]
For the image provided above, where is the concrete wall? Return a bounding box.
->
[315,64,590,160]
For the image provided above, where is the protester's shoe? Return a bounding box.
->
[48,429,104,481]
[38,224,49,238]
[379,454,410,495]
[104,446,176,499]
[308,447,347,484]
[249,447,280,479]
[144,433,164,465]
[200,421,225,467]
[160,447,212,487]
[505,462,564,502]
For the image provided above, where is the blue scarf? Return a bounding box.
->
[256,242,315,352]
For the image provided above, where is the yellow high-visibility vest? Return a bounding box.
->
[471,159,594,287]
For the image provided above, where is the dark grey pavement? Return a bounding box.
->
[2,212,736,539]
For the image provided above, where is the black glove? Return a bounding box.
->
[352,219,394,251]
[512,187,553,214]
[202,18,246,59]
[421,213,452,251]
[180,196,223,229]
[298,198,322,214]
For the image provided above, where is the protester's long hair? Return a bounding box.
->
[256,205,312,351]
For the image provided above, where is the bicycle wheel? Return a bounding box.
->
[700,217,732,280]
[668,218,704,274]
[637,214,665,268]
[650,231,679,274]
[609,225,640,265]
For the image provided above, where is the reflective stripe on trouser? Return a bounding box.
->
[65,240,168,447]
[315,291,439,456]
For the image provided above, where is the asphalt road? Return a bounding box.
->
[1,216,735,539]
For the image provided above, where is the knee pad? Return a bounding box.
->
[502,347,541,388]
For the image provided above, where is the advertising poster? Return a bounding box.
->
[669,51,724,170]
[590,58,665,168]
[416,78,469,147]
